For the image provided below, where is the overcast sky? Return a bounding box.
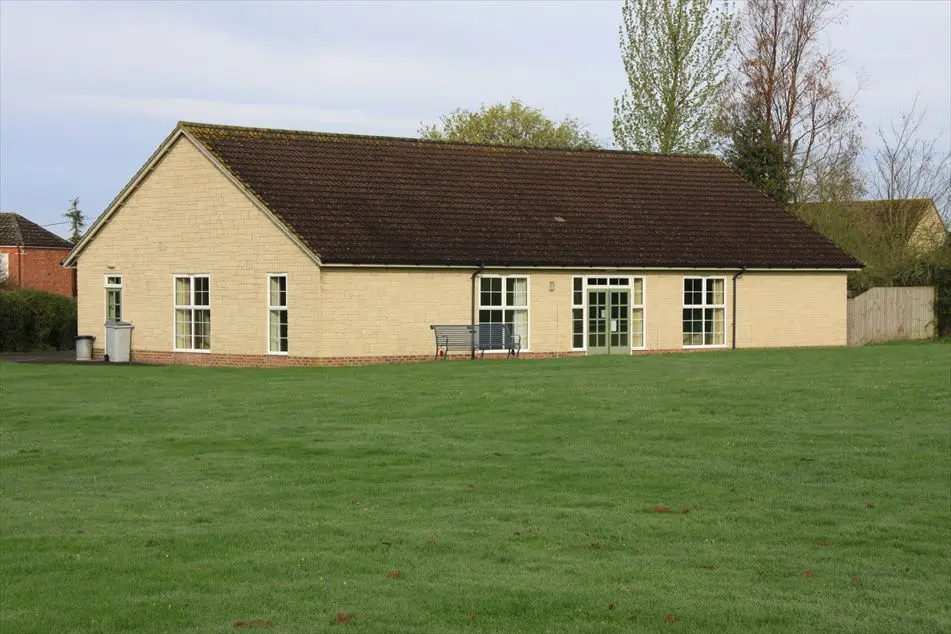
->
[1,0,949,234]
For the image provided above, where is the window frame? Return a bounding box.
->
[104,275,123,322]
[571,276,585,351]
[172,274,212,353]
[571,275,647,352]
[267,273,288,355]
[682,276,727,349]
[477,274,530,353]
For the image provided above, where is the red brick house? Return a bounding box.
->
[0,213,76,297]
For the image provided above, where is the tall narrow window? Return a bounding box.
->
[105,275,122,321]
[174,275,211,351]
[683,277,725,346]
[632,278,645,348]
[571,276,584,349]
[268,274,288,354]
[0,253,9,282]
[478,276,529,350]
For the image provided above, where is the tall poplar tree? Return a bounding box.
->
[613,0,733,153]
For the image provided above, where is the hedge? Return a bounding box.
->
[0,289,78,352]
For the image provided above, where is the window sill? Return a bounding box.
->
[267,351,289,356]
[172,348,211,354]
[682,344,728,350]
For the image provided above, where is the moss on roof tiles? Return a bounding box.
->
[177,121,860,269]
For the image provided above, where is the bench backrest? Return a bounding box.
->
[478,323,514,351]
[431,323,518,352]
[431,324,478,350]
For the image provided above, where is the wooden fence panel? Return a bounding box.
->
[847,286,935,346]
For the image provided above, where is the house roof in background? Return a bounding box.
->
[797,199,945,241]
[0,212,73,248]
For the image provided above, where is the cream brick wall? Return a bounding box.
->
[735,272,847,348]
[909,204,947,252]
[76,137,321,356]
[317,268,471,357]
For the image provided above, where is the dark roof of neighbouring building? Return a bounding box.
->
[179,122,861,269]
[0,213,73,248]
[796,199,945,245]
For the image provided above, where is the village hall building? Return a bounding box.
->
[63,122,861,366]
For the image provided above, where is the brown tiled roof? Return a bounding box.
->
[182,122,860,269]
[0,213,73,248]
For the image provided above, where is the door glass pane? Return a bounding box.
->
[107,289,121,321]
[588,291,607,347]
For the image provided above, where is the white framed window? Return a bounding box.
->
[105,275,122,321]
[571,276,584,350]
[0,253,9,282]
[683,277,725,347]
[173,275,211,352]
[268,274,288,354]
[478,275,529,350]
[632,278,645,349]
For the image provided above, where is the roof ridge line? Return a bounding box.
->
[177,121,719,160]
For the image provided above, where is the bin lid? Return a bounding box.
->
[75,335,95,341]
[104,320,135,329]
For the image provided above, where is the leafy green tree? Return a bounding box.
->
[419,99,600,149]
[724,110,793,204]
[63,198,85,244]
[613,0,733,153]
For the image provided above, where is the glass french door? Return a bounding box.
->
[588,290,630,355]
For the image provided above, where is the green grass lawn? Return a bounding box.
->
[1,345,949,633]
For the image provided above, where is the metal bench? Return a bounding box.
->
[430,324,521,360]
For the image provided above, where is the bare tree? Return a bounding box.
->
[870,96,951,252]
[731,0,863,202]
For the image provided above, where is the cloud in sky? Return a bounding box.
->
[0,0,948,231]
